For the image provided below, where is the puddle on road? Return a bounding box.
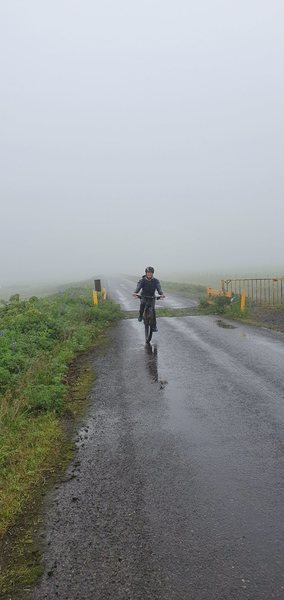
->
[216,319,237,330]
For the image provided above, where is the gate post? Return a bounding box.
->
[240,289,246,312]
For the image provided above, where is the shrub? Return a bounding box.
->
[213,295,231,314]
[199,295,211,309]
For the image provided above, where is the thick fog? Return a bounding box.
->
[1,1,283,286]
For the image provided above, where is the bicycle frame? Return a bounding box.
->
[136,295,161,343]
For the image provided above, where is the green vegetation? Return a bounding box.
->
[198,293,250,318]
[0,366,95,596]
[0,289,121,538]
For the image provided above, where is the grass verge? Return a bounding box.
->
[0,364,96,597]
[0,288,122,595]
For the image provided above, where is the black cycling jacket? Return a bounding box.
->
[134,276,163,297]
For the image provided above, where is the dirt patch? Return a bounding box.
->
[247,306,284,334]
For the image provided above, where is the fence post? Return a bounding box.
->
[240,289,246,312]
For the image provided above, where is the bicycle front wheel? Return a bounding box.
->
[144,322,153,344]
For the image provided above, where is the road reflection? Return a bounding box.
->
[145,343,159,382]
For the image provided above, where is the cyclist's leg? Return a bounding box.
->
[139,299,146,319]
[152,299,158,331]
[153,311,157,330]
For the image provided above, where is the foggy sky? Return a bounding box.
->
[1,1,284,285]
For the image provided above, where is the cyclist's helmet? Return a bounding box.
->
[145,266,154,273]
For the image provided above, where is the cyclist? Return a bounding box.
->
[133,266,165,332]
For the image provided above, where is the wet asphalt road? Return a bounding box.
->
[29,281,284,600]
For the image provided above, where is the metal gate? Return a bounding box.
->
[222,278,284,306]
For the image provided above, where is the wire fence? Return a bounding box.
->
[222,278,284,306]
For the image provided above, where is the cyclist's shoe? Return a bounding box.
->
[138,316,143,322]
[152,326,158,332]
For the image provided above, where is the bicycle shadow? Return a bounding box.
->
[144,344,168,390]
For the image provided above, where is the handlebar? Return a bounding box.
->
[133,294,164,300]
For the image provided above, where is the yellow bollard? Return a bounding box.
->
[240,289,246,311]
[93,291,98,305]
[102,287,107,301]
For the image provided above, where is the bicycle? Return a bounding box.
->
[134,294,163,343]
